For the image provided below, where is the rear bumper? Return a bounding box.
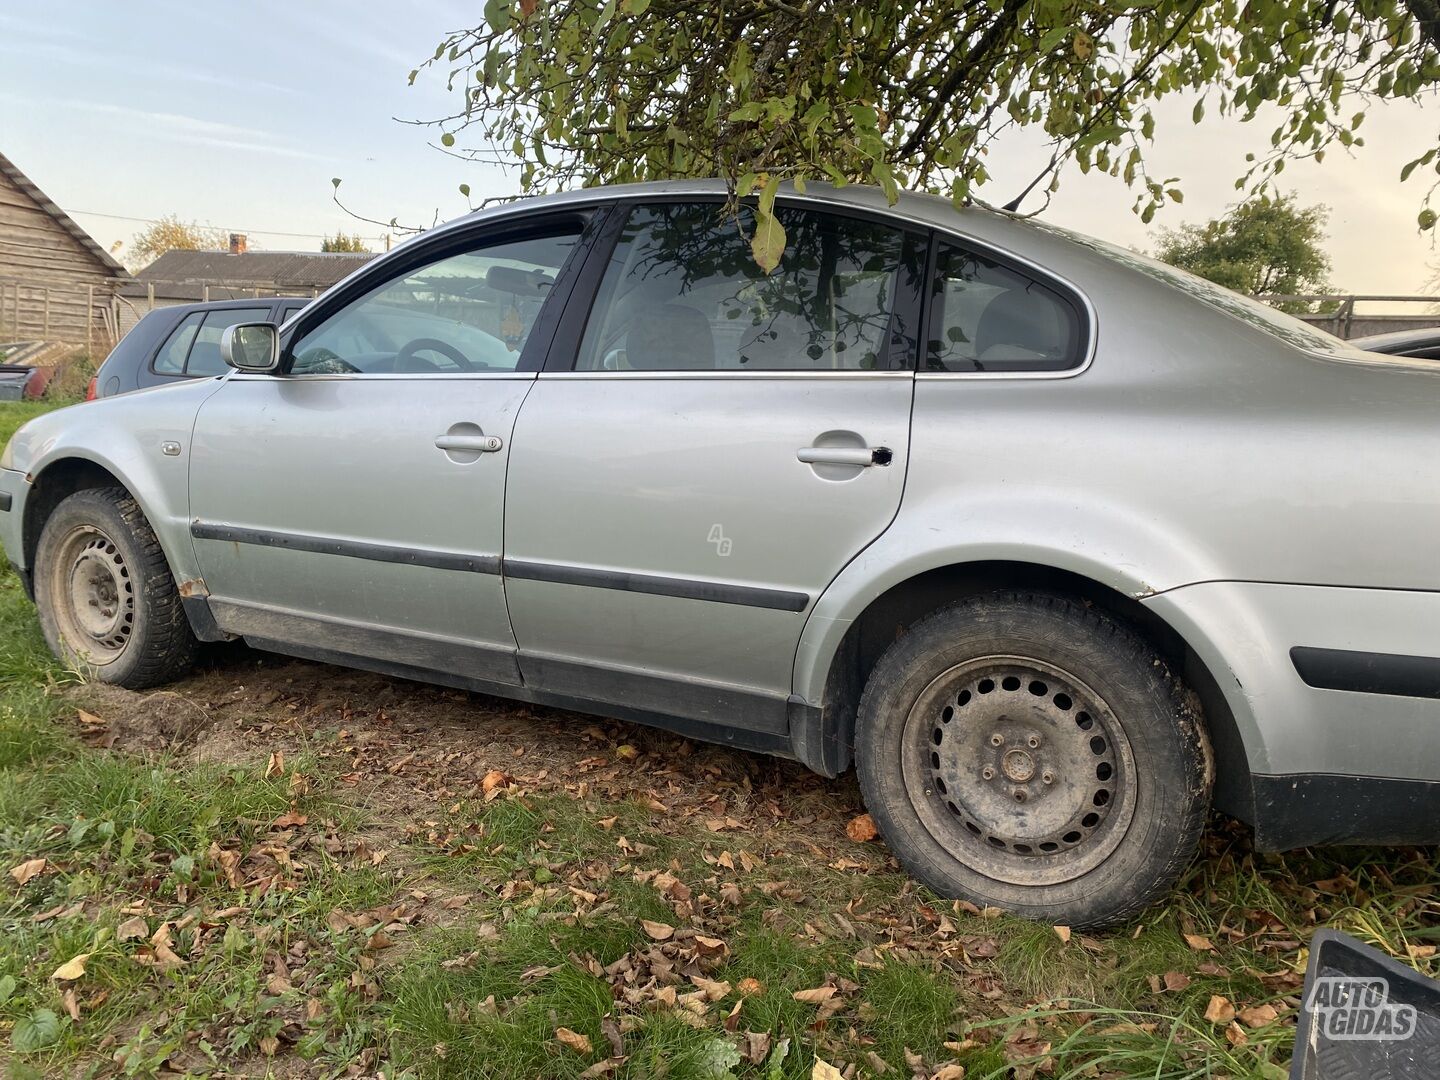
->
[1250,773,1440,850]
[1144,581,1440,849]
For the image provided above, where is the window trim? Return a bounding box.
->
[272,208,606,378]
[542,194,928,376]
[917,229,1097,381]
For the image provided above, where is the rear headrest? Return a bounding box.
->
[626,304,715,370]
[974,287,1062,361]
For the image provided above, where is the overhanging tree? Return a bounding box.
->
[415,0,1440,268]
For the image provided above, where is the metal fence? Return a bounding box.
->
[1258,295,1439,339]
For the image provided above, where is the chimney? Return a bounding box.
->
[228,233,247,255]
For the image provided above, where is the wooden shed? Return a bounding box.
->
[0,152,128,349]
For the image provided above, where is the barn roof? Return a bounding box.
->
[123,249,374,300]
[0,152,129,278]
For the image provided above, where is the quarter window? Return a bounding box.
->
[289,230,580,376]
[926,244,1083,373]
[152,312,203,375]
[576,203,914,372]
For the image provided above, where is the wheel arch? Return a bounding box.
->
[22,452,201,599]
[794,559,1256,822]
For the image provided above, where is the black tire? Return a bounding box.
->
[856,591,1211,929]
[34,486,197,689]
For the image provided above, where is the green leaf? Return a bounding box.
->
[12,1009,62,1053]
[0,974,16,1004]
[757,173,780,216]
[441,132,456,147]
[1192,100,1205,124]
[750,209,786,274]
[483,0,510,33]
[459,183,471,197]
[1420,208,1438,231]
[330,178,342,189]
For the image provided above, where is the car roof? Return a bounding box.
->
[1350,326,1440,353]
[140,296,309,319]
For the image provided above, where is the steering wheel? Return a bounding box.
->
[395,337,480,372]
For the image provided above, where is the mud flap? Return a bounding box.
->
[1291,929,1439,1079]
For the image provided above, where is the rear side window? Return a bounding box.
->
[187,307,270,375]
[152,312,203,375]
[926,243,1083,373]
[576,203,916,372]
[151,307,270,376]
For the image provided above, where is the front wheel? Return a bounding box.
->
[856,592,1211,929]
[34,487,197,689]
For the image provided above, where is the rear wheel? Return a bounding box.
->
[34,487,197,688]
[856,591,1211,929]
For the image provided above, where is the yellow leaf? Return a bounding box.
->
[52,952,91,981]
[812,1058,845,1080]
[1053,925,1072,944]
[751,209,786,274]
[792,986,837,1004]
[846,814,878,842]
[1184,933,1215,952]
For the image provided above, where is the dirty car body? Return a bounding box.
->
[3,182,1438,926]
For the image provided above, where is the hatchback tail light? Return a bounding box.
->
[85,375,98,401]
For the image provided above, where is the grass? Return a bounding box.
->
[0,396,1436,1078]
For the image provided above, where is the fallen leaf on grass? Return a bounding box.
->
[1225,1020,1247,1047]
[116,916,149,942]
[640,919,674,941]
[812,1058,844,1080]
[1162,971,1191,992]
[61,986,80,1021]
[1204,994,1236,1024]
[1184,933,1216,952]
[272,810,308,828]
[9,858,46,885]
[264,750,285,778]
[846,813,879,842]
[692,976,732,1002]
[615,744,639,761]
[51,953,90,981]
[556,1027,593,1054]
[934,1066,967,1080]
[77,709,105,726]
[737,977,765,996]
[1053,925,1071,944]
[481,769,512,797]
[792,986,837,1004]
[1237,1003,1280,1027]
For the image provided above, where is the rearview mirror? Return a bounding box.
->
[220,323,280,372]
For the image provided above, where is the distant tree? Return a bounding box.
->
[127,215,223,269]
[321,232,371,253]
[1154,195,1333,305]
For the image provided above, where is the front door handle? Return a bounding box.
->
[435,433,503,453]
[797,446,892,467]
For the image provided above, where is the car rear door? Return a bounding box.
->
[502,199,924,735]
[187,211,597,686]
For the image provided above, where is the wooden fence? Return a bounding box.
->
[0,278,118,352]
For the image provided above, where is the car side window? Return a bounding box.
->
[288,229,580,376]
[152,312,203,375]
[926,243,1083,373]
[187,307,271,376]
[575,203,913,372]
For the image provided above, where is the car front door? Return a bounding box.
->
[188,212,594,686]
[502,199,925,736]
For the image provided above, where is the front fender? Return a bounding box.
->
[10,379,223,587]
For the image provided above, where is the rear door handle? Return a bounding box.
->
[797,446,892,467]
[435,434,503,453]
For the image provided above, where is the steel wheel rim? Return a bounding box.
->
[50,524,135,665]
[900,655,1138,887]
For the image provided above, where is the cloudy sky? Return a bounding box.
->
[2,2,1436,295]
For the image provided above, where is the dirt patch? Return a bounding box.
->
[63,643,877,867]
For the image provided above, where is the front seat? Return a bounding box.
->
[626,304,715,370]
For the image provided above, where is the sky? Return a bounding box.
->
[1,2,1436,296]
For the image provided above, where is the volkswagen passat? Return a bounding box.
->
[3,182,1437,927]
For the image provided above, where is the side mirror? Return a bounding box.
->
[220,323,280,372]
